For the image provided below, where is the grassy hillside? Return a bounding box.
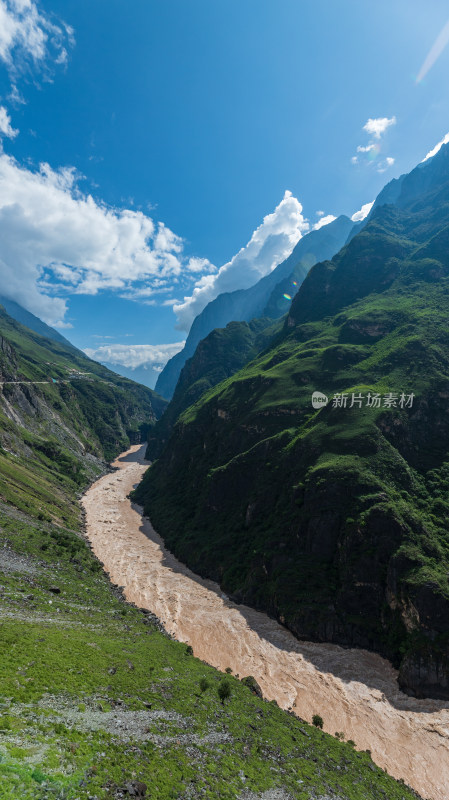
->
[134,147,449,699]
[0,305,166,466]
[0,313,419,798]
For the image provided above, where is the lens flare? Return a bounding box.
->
[283,293,292,300]
[416,17,449,84]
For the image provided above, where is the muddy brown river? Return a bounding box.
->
[82,444,449,800]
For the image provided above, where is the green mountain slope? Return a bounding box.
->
[147,317,282,459]
[0,295,75,349]
[156,215,354,399]
[0,305,166,469]
[0,297,417,799]
[134,144,449,699]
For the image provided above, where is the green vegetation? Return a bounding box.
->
[217,680,232,705]
[134,145,449,699]
[0,307,420,798]
[0,305,166,461]
[313,716,324,730]
[147,317,281,459]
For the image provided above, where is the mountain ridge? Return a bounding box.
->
[135,142,449,699]
[155,214,355,399]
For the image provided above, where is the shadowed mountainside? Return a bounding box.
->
[135,142,449,700]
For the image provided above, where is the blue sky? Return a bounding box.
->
[0,0,449,384]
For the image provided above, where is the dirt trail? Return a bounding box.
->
[82,444,449,800]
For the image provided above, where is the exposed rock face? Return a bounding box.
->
[0,334,17,380]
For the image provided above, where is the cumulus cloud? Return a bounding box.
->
[363,117,396,139]
[351,201,374,222]
[0,153,211,325]
[174,190,309,332]
[0,105,18,138]
[352,117,396,170]
[422,131,449,162]
[313,213,336,231]
[0,0,74,83]
[185,256,216,273]
[84,342,185,371]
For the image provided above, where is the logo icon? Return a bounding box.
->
[312,391,328,410]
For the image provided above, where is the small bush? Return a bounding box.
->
[199,678,210,692]
[225,666,232,674]
[312,714,323,729]
[185,645,194,656]
[31,767,46,783]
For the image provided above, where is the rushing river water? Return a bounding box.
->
[82,444,449,800]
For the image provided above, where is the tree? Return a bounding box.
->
[312,714,323,729]
[218,679,231,705]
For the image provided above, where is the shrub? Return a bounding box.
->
[312,714,323,729]
[199,677,209,692]
[185,645,194,656]
[31,768,46,783]
[241,675,263,698]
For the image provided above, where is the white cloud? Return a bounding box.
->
[52,319,73,329]
[422,131,449,162]
[8,83,25,105]
[352,118,395,169]
[316,210,325,217]
[313,214,336,231]
[185,256,216,273]
[0,105,18,138]
[0,0,73,86]
[351,201,374,222]
[416,18,449,84]
[363,117,396,139]
[377,156,395,173]
[84,342,185,370]
[0,153,212,325]
[174,190,309,332]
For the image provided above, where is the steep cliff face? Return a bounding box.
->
[135,143,449,699]
[155,215,355,399]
